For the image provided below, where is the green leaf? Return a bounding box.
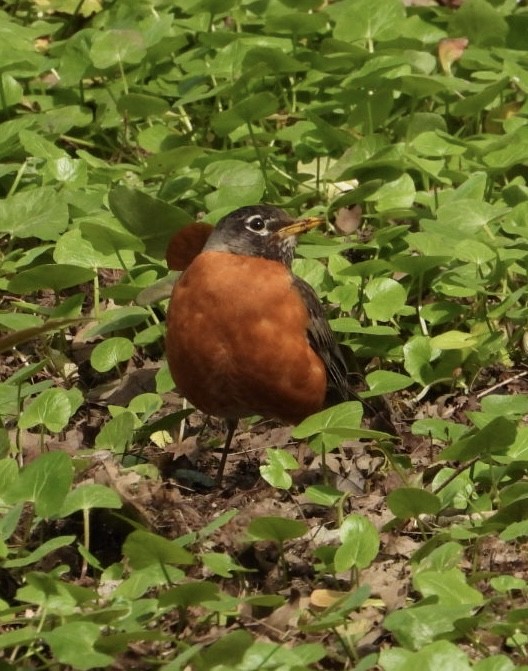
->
[0,313,43,331]
[334,514,380,572]
[117,93,170,118]
[0,626,39,651]
[18,388,73,433]
[15,451,73,518]
[381,640,471,671]
[90,29,146,68]
[123,530,194,569]
[260,448,299,489]
[414,568,484,607]
[84,306,150,339]
[200,630,253,669]
[0,187,68,240]
[265,11,328,36]
[304,485,342,507]
[429,330,478,351]
[369,173,416,213]
[363,370,413,396]
[247,516,308,543]
[448,0,508,47]
[364,278,407,321]
[384,603,475,650]
[387,488,441,519]
[60,484,122,516]
[326,0,406,42]
[439,417,517,461]
[54,229,134,270]
[108,186,193,259]
[403,336,435,385]
[4,536,76,568]
[204,160,266,210]
[90,337,135,372]
[95,412,136,453]
[44,622,113,671]
[144,145,205,178]
[292,402,363,439]
[453,240,495,265]
[8,264,95,293]
[211,92,279,136]
[201,552,245,578]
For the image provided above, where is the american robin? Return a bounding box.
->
[165,222,214,272]
[165,204,351,484]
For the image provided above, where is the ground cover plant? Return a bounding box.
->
[0,0,527,668]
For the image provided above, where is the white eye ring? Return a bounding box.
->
[245,215,268,235]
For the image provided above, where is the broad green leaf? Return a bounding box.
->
[449,0,508,47]
[204,160,265,210]
[304,485,342,507]
[326,0,406,42]
[260,448,299,490]
[403,336,436,385]
[123,530,194,569]
[144,145,205,177]
[430,331,478,350]
[0,313,42,331]
[95,412,135,453]
[452,77,510,117]
[387,488,441,519]
[363,370,413,396]
[159,581,220,611]
[292,402,363,439]
[54,229,133,270]
[18,388,73,433]
[44,622,113,671]
[90,29,146,68]
[90,337,135,372]
[19,129,65,159]
[60,484,122,516]
[334,514,380,572]
[201,552,245,578]
[211,92,279,136]
[4,536,76,568]
[414,568,484,607]
[108,186,192,258]
[247,516,308,543]
[15,451,73,518]
[84,306,150,339]
[453,240,495,265]
[481,394,528,417]
[0,186,68,240]
[117,93,170,118]
[265,11,328,36]
[382,640,471,671]
[8,264,95,293]
[500,520,528,542]
[384,603,475,650]
[415,541,464,573]
[440,417,517,461]
[364,277,407,322]
[0,626,39,651]
[200,630,254,669]
[369,174,416,212]
[0,458,20,504]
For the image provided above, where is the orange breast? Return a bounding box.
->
[165,251,327,424]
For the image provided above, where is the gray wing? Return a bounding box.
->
[292,276,349,404]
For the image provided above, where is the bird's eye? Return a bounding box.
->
[245,215,267,234]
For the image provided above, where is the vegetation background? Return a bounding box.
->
[0,0,527,668]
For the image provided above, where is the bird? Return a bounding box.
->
[165,204,352,485]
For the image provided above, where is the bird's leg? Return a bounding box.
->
[215,418,238,486]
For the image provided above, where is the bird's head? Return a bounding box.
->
[202,204,323,266]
